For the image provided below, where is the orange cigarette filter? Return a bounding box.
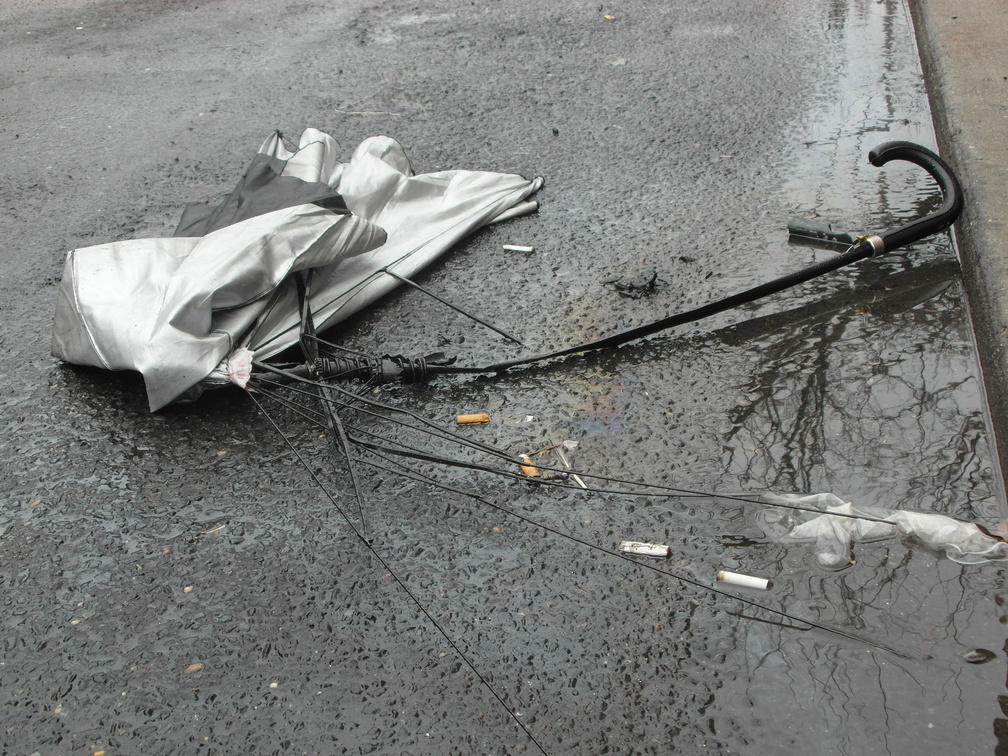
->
[519,454,541,478]
[456,412,490,424]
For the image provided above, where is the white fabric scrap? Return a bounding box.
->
[757,493,1008,570]
[226,348,254,388]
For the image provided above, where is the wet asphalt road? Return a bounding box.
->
[3,1,1007,754]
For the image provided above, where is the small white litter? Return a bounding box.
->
[757,492,1008,570]
[619,541,671,558]
[716,570,772,590]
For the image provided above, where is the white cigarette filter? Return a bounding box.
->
[716,570,772,590]
[618,541,671,558]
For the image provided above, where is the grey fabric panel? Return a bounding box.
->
[173,153,348,237]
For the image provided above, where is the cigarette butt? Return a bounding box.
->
[502,244,535,253]
[619,540,671,558]
[519,454,541,478]
[555,447,589,489]
[456,413,490,424]
[716,570,772,590]
[555,447,572,469]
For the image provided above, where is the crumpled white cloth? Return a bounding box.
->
[757,493,1008,570]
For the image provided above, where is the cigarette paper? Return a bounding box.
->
[456,413,490,424]
[618,540,671,558]
[554,447,589,489]
[716,570,772,590]
[502,244,535,253]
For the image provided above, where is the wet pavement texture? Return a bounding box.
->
[2,1,1007,754]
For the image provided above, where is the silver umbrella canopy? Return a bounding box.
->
[51,129,543,410]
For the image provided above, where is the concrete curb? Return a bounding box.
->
[910,0,1008,489]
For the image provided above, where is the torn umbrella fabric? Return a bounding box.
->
[51,129,543,410]
[757,493,1008,568]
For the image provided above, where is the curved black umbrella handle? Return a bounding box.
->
[867,141,964,253]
